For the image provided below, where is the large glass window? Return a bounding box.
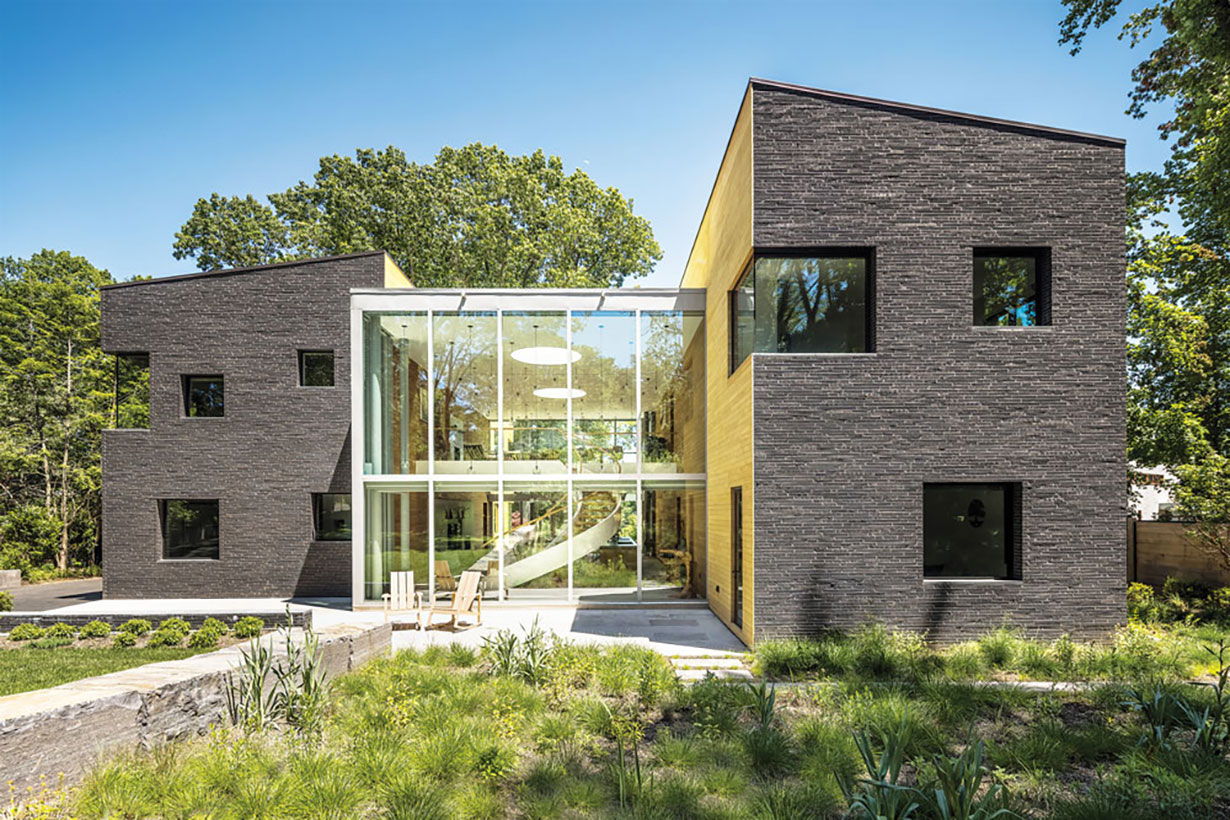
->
[433,482,497,595]
[571,482,637,597]
[114,353,149,428]
[500,482,569,597]
[923,483,1018,580]
[642,312,705,473]
[183,375,224,417]
[313,493,351,540]
[571,312,637,473]
[364,485,428,601]
[502,313,568,473]
[731,251,872,371]
[161,499,219,560]
[434,314,498,470]
[364,314,429,474]
[973,249,1050,327]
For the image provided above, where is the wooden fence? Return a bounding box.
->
[1127,518,1230,587]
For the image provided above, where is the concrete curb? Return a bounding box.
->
[0,622,391,791]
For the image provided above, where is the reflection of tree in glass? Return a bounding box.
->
[434,315,496,459]
[975,257,1036,327]
[763,257,866,353]
[641,313,686,464]
[115,354,149,428]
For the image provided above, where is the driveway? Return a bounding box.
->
[6,578,102,612]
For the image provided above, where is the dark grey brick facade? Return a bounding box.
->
[748,83,1126,640]
[101,253,387,598]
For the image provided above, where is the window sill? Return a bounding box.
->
[971,325,1053,332]
[923,578,1022,584]
[158,558,221,563]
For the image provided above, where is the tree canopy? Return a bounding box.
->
[173,144,662,288]
[1062,0,1230,553]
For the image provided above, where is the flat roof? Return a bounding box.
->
[102,250,388,289]
[749,77,1126,147]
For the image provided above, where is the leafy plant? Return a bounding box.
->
[200,616,227,636]
[921,733,1022,819]
[45,621,76,638]
[839,715,922,820]
[9,623,44,641]
[111,631,136,648]
[232,616,265,639]
[147,627,184,648]
[79,619,112,638]
[226,612,329,736]
[188,629,220,649]
[0,590,12,612]
[119,618,151,636]
[27,635,73,650]
[157,617,191,638]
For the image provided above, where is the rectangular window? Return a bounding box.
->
[183,375,224,417]
[923,483,1019,580]
[973,248,1051,326]
[160,499,219,560]
[730,250,873,373]
[299,350,335,387]
[313,493,352,540]
[731,486,744,627]
[729,264,755,373]
[114,353,149,428]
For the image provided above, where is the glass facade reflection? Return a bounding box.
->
[357,302,705,602]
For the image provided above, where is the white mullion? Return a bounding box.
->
[566,310,574,602]
[497,308,505,601]
[427,478,435,602]
[350,305,365,605]
[636,477,643,603]
[426,309,434,602]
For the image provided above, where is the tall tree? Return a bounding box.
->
[1062,0,1230,555]
[0,251,113,572]
[174,144,662,288]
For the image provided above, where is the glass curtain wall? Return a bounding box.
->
[360,308,704,602]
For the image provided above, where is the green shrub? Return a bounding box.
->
[111,631,137,648]
[79,620,112,639]
[187,629,219,649]
[9,623,44,641]
[199,617,227,636]
[119,618,152,636]
[45,622,76,638]
[1127,582,1157,621]
[976,626,1020,669]
[157,617,191,638]
[27,636,73,650]
[233,616,265,639]
[147,628,184,647]
[0,590,12,612]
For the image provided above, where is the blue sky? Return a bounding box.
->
[0,0,1165,287]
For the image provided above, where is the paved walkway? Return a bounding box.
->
[6,578,102,611]
[41,596,748,658]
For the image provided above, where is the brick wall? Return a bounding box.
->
[748,85,1126,640]
[100,253,386,598]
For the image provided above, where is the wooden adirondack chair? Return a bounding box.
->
[435,560,458,596]
[418,570,483,631]
[383,571,417,622]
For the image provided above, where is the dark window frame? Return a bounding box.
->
[159,498,220,561]
[972,247,1052,327]
[731,486,744,628]
[728,247,876,376]
[298,350,335,387]
[922,481,1022,581]
[182,374,225,418]
[312,492,352,541]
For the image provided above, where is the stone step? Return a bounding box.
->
[676,668,755,682]
[669,656,745,670]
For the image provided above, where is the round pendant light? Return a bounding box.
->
[512,346,580,366]
[533,387,586,400]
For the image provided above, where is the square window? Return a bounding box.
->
[923,483,1019,580]
[973,249,1051,326]
[160,499,219,560]
[313,493,351,540]
[183,375,224,417]
[299,350,334,387]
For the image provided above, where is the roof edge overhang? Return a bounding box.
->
[102,250,391,290]
[749,77,1126,147]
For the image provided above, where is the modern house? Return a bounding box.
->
[100,78,1127,645]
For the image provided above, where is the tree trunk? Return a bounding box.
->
[58,338,72,572]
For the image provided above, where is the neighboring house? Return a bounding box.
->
[1130,464,1177,521]
[100,78,1126,644]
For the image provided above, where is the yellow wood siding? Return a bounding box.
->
[680,89,755,645]
[384,254,413,287]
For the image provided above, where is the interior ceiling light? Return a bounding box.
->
[512,346,580,366]
[533,387,586,400]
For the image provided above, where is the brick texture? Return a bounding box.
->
[100,253,385,598]
[748,85,1126,640]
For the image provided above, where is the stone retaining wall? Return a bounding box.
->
[0,621,391,791]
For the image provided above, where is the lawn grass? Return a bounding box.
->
[0,647,209,697]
